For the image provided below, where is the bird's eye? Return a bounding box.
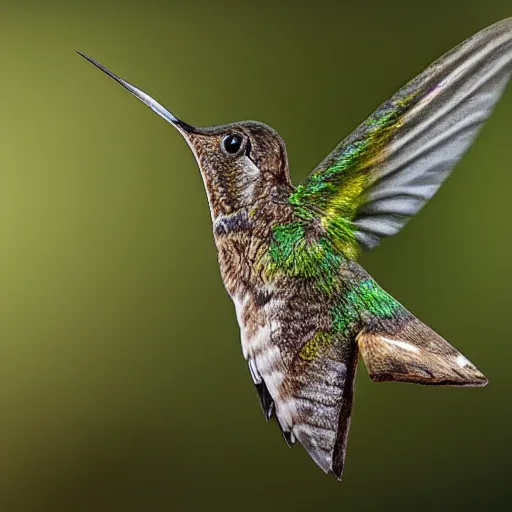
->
[222,134,243,154]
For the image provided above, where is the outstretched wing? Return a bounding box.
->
[291,18,512,255]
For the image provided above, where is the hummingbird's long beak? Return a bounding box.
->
[77,51,194,134]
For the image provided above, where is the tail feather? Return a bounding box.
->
[358,316,487,387]
[271,338,358,481]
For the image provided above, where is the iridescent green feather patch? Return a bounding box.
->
[266,221,343,292]
[289,88,422,258]
[330,278,401,335]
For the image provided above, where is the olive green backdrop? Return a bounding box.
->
[0,0,511,510]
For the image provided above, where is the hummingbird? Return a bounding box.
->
[78,18,512,481]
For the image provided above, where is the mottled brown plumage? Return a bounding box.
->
[78,18,512,480]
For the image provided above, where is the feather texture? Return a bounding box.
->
[291,18,512,252]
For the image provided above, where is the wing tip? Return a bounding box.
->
[491,17,512,33]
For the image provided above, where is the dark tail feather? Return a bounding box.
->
[331,347,358,480]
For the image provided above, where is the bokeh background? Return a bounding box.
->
[0,0,511,510]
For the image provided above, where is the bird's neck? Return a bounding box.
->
[213,196,292,239]
[212,197,293,298]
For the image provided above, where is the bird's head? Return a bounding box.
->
[79,53,292,218]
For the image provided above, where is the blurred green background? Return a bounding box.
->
[0,0,511,510]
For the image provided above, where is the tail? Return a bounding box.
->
[267,273,486,483]
[328,276,487,481]
[356,291,487,387]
